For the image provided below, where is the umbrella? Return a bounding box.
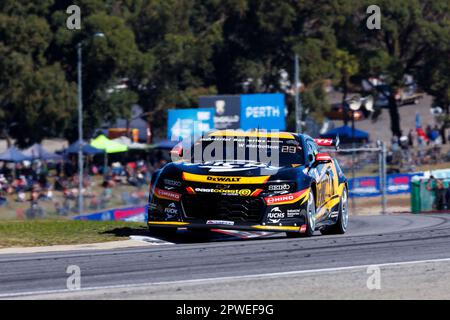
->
[90,135,128,154]
[65,140,104,155]
[0,147,32,162]
[151,140,180,150]
[23,143,62,160]
[90,135,128,177]
[321,125,369,141]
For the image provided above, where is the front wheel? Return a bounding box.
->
[320,186,348,235]
[286,190,316,238]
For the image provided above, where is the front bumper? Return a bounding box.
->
[148,186,310,233]
[147,220,307,233]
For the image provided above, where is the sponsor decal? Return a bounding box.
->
[154,188,181,201]
[268,184,291,191]
[163,179,182,187]
[264,188,309,205]
[198,162,280,173]
[206,220,234,226]
[286,209,301,218]
[186,186,196,194]
[314,138,334,146]
[164,202,179,217]
[299,224,307,233]
[207,176,241,182]
[182,172,269,184]
[239,189,252,196]
[193,188,252,196]
[267,207,285,223]
[209,131,294,139]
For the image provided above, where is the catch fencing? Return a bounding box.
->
[327,141,388,214]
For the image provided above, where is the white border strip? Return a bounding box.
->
[2,257,450,298]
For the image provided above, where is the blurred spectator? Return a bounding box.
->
[426,176,446,210]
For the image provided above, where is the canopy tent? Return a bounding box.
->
[320,125,369,143]
[150,139,179,150]
[112,136,149,150]
[90,135,128,154]
[65,140,104,155]
[0,147,32,162]
[23,143,62,161]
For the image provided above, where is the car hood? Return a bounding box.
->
[161,161,305,180]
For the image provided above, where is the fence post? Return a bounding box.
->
[381,141,387,214]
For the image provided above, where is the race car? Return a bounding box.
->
[147,130,348,237]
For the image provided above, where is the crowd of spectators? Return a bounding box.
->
[0,155,168,218]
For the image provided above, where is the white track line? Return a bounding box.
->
[2,257,450,298]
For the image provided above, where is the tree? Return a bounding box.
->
[335,0,450,138]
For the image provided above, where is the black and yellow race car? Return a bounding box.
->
[147,130,348,237]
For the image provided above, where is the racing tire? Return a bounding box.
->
[286,190,316,238]
[148,226,177,237]
[320,186,348,235]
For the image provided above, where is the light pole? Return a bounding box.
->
[77,42,83,215]
[77,32,105,215]
[294,54,302,133]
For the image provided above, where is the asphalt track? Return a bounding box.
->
[1,214,450,299]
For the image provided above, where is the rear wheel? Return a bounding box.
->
[148,226,177,237]
[320,186,348,235]
[286,190,315,238]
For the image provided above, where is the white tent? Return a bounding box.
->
[112,136,149,150]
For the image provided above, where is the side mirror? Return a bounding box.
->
[315,153,332,164]
[170,143,183,160]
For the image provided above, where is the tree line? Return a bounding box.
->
[0,0,449,147]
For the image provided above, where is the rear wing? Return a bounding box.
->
[314,136,340,150]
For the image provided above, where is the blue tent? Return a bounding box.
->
[23,143,62,161]
[65,141,104,155]
[0,147,32,162]
[321,125,369,142]
[152,140,180,150]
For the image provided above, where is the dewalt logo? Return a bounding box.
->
[182,172,270,184]
[206,176,241,183]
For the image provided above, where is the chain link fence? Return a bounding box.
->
[327,142,387,215]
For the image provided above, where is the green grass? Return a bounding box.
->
[0,220,146,248]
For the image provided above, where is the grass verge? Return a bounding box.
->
[0,220,146,248]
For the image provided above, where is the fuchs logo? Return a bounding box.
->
[164,202,178,216]
[267,207,284,223]
[206,176,241,182]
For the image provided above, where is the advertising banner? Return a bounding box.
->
[72,205,147,222]
[199,95,240,130]
[349,172,424,198]
[387,173,423,195]
[167,108,214,140]
[348,176,380,198]
[240,93,286,130]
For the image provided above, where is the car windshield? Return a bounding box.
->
[188,135,305,167]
